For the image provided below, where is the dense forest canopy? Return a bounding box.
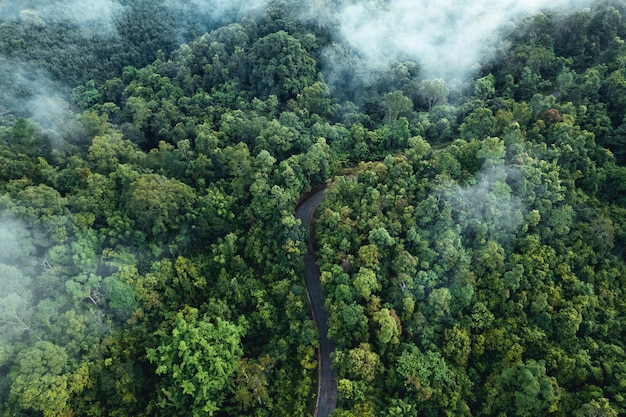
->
[1,0,626,416]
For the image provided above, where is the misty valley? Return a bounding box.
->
[1,1,626,416]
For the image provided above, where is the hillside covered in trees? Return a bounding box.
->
[1,1,626,416]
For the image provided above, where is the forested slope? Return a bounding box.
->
[314,4,626,416]
[0,1,625,416]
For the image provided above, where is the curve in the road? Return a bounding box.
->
[295,185,337,417]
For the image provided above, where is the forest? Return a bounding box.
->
[1,0,626,416]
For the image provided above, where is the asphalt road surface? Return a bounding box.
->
[295,186,337,417]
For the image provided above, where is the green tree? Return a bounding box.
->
[328,302,369,348]
[442,324,471,366]
[383,91,413,125]
[255,119,297,159]
[475,74,495,100]
[488,359,561,417]
[233,356,274,410]
[372,308,401,348]
[147,307,244,417]
[298,81,334,118]
[334,343,381,383]
[249,30,317,100]
[353,267,380,301]
[0,291,38,342]
[125,174,197,239]
[7,341,71,417]
[574,398,619,417]
[459,108,496,141]
[397,345,459,407]
[87,131,144,174]
[418,78,449,110]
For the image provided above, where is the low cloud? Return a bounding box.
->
[0,218,37,271]
[1,0,125,36]
[162,0,268,39]
[0,58,79,141]
[311,0,594,90]
[165,0,267,16]
[445,163,525,247]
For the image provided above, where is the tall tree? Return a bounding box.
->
[249,30,317,100]
[147,307,244,417]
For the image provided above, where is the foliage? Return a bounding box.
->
[2,1,626,416]
[146,307,244,416]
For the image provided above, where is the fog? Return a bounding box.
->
[1,0,597,104]
[445,163,525,247]
[0,58,79,142]
[0,219,37,344]
[314,0,594,89]
[0,0,125,36]
[1,0,596,85]
[0,218,37,269]
[0,1,119,138]
[163,0,267,18]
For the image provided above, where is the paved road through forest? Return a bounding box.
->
[295,186,337,417]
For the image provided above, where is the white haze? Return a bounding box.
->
[0,0,125,36]
[0,1,122,133]
[161,0,269,44]
[0,58,79,141]
[445,163,525,246]
[164,0,267,17]
[322,0,594,82]
[0,219,37,268]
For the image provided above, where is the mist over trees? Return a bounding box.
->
[1,0,626,416]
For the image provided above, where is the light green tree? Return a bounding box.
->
[353,267,380,301]
[372,308,401,347]
[147,307,244,416]
[125,173,197,238]
[8,341,71,417]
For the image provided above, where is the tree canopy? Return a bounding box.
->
[1,1,626,416]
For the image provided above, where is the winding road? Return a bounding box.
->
[295,186,337,417]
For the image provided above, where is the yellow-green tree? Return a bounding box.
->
[147,307,244,417]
